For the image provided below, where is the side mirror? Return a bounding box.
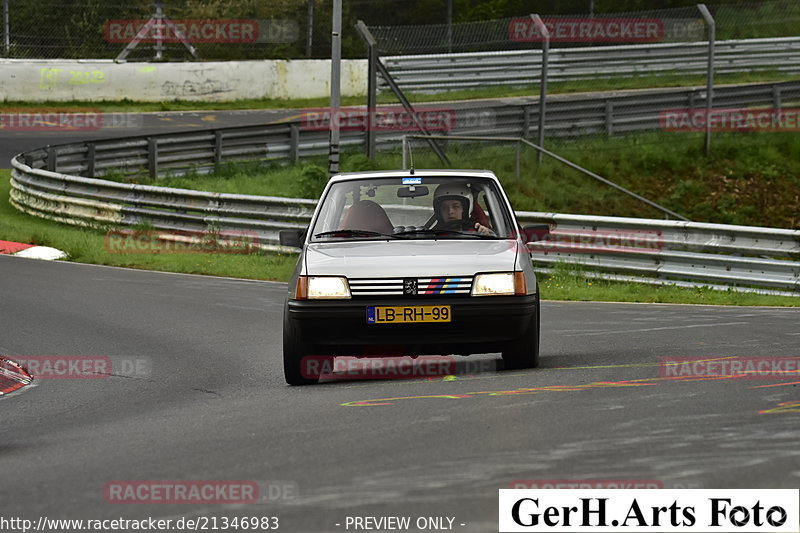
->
[522,224,551,243]
[279,229,305,248]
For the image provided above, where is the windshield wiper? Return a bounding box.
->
[392,228,493,238]
[314,229,399,239]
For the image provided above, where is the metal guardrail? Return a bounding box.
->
[10,156,800,296]
[516,212,800,296]
[16,81,800,183]
[381,37,800,93]
[9,161,317,252]
[8,77,800,296]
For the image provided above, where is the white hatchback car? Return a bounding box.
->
[280,169,547,385]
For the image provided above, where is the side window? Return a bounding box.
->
[473,189,494,229]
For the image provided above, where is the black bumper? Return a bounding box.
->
[286,294,538,355]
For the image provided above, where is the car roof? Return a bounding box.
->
[327,169,498,184]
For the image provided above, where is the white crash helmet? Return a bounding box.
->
[433,182,473,220]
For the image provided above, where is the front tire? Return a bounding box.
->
[501,294,540,370]
[283,311,327,385]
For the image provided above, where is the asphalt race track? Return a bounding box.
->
[0,109,294,164]
[1,254,798,532]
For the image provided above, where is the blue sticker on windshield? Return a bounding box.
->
[402,177,422,185]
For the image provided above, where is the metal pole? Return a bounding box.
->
[154,1,164,61]
[328,0,342,175]
[531,14,549,164]
[3,0,9,56]
[698,4,715,157]
[446,0,453,53]
[356,21,377,159]
[306,0,314,57]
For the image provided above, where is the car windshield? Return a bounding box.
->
[310,176,515,242]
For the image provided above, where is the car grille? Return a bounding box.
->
[348,277,474,297]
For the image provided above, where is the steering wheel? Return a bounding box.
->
[440,219,473,232]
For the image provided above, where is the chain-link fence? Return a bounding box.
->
[5,0,798,61]
[360,0,799,153]
[0,0,312,60]
[368,0,799,55]
[352,0,800,223]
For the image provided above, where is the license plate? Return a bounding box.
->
[366,305,451,324]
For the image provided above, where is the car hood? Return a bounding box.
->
[304,239,518,278]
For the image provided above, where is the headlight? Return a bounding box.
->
[296,276,351,299]
[471,272,526,296]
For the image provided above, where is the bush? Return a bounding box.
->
[297,165,328,199]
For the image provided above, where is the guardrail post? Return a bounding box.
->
[87,143,96,178]
[147,137,158,180]
[605,100,614,136]
[697,4,715,158]
[530,14,549,164]
[329,0,342,175]
[214,130,223,171]
[772,85,782,110]
[522,106,531,138]
[688,91,696,109]
[290,123,300,164]
[46,146,57,172]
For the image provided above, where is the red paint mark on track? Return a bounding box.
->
[0,240,35,254]
[0,357,33,396]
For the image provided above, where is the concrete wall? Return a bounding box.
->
[0,59,368,102]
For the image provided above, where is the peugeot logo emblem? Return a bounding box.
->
[403,278,418,296]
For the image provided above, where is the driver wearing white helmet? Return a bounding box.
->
[433,182,495,236]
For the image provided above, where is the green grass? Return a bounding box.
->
[538,263,799,306]
[2,170,798,306]
[0,71,791,113]
[137,130,800,229]
[0,170,298,280]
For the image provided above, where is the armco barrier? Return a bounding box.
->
[10,156,800,296]
[381,37,800,93]
[15,81,800,182]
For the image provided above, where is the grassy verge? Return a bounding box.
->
[539,263,798,306]
[0,71,790,113]
[140,130,800,229]
[2,171,798,306]
[0,170,297,281]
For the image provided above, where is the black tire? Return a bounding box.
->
[501,294,540,370]
[283,311,328,386]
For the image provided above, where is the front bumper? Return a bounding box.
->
[286,294,538,356]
